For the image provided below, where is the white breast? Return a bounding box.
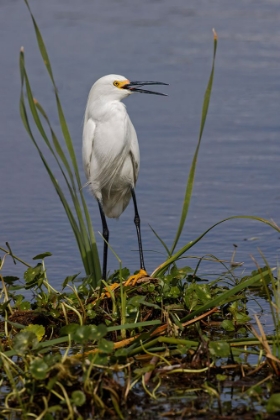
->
[82,100,140,218]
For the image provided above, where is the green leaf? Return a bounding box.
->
[3,276,19,284]
[209,341,230,358]
[92,324,108,340]
[24,264,44,288]
[267,393,280,414]
[235,312,250,324]
[98,338,114,354]
[222,320,235,332]
[72,326,93,343]
[33,252,52,260]
[13,331,38,354]
[59,323,80,336]
[30,358,49,380]
[22,324,45,341]
[184,284,199,311]
[62,273,80,289]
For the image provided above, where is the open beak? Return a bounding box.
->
[123,81,168,96]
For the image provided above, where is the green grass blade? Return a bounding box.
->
[24,0,81,187]
[170,30,218,254]
[23,0,56,85]
[152,215,280,277]
[34,100,101,278]
[19,49,91,275]
[21,2,101,282]
[149,224,171,257]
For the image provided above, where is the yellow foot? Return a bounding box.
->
[104,282,120,297]
[124,269,149,287]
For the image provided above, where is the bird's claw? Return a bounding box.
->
[124,269,149,286]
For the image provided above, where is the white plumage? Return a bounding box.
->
[82,74,167,280]
[83,75,139,218]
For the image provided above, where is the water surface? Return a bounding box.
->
[1,0,279,285]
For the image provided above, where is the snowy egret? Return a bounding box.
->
[83,74,168,280]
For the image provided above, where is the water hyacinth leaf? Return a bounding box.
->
[93,324,108,340]
[171,265,193,279]
[209,341,230,358]
[23,324,45,341]
[72,325,93,343]
[71,390,86,407]
[33,252,52,260]
[98,338,114,354]
[184,284,199,310]
[127,295,143,308]
[266,393,280,414]
[13,331,39,354]
[195,284,212,302]
[59,324,80,337]
[166,286,181,299]
[235,312,251,324]
[30,358,49,380]
[3,276,19,284]
[24,264,44,288]
[222,320,235,332]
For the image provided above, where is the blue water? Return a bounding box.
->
[1,0,279,286]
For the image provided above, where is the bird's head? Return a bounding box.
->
[92,74,168,102]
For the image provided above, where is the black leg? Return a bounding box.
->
[131,188,146,271]
[98,201,109,280]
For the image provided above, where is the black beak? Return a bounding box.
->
[123,81,168,96]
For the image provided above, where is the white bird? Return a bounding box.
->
[83,74,168,280]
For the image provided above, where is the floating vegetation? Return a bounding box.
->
[1,249,280,419]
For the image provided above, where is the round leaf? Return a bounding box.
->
[23,324,45,341]
[98,338,114,354]
[30,358,49,380]
[13,331,38,354]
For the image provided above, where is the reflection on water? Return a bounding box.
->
[0,0,279,285]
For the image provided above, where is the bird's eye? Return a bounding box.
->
[113,81,119,87]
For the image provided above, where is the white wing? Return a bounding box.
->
[127,116,140,186]
[82,117,96,180]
